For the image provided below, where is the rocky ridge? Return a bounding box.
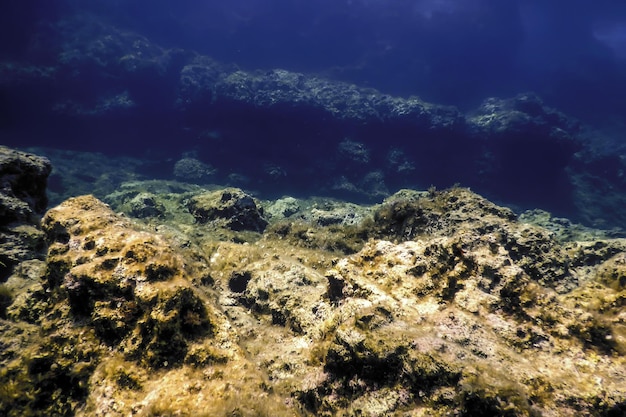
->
[1,149,626,416]
[5,15,616,226]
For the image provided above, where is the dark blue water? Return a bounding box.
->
[2,0,626,224]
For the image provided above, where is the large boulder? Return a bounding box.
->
[187,187,268,232]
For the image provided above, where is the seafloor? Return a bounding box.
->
[1,145,626,417]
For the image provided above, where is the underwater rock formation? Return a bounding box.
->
[173,157,216,183]
[3,193,297,416]
[2,17,465,198]
[177,58,464,128]
[0,145,51,224]
[1,162,626,416]
[187,187,268,232]
[467,93,583,212]
[0,146,50,280]
[3,16,625,225]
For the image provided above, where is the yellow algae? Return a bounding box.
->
[2,188,626,416]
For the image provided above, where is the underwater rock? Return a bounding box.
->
[0,224,46,283]
[371,188,579,292]
[265,196,301,219]
[212,187,626,416]
[173,157,216,183]
[4,16,463,146]
[0,145,51,224]
[293,194,625,416]
[0,146,50,280]
[54,18,190,114]
[179,64,464,129]
[1,177,626,416]
[176,55,233,110]
[308,203,369,227]
[187,187,268,232]
[2,193,297,416]
[467,93,583,211]
[468,93,580,138]
[337,138,371,164]
[127,192,166,219]
[39,195,213,356]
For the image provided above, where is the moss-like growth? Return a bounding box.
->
[567,313,618,354]
[0,284,13,318]
[5,185,626,416]
[265,219,368,254]
[0,327,102,417]
[187,188,268,232]
[459,372,542,417]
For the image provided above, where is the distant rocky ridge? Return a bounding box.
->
[1,147,626,416]
[1,14,625,228]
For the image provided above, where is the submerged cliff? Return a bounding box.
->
[5,14,626,228]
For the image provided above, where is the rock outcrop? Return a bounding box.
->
[4,194,297,417]
[0,146,51,281]
[3,16,601,220]
[187,187,268,232]
[0,146,51,222]
[2,178,626,416]
[467,94,582,210]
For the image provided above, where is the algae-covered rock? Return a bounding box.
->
[2,171,626,416]
[187,187,268,232]
[297,234,625,416]
[173,157,216,183]
[191,187,626,416]
[39,195,215,362]
[0,146,51,280]
[265,196,301,219]
[127,192,166,219]
[2,194,298,417]
[0,145,51,222]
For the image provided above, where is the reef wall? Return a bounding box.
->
[3,15,624,227]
